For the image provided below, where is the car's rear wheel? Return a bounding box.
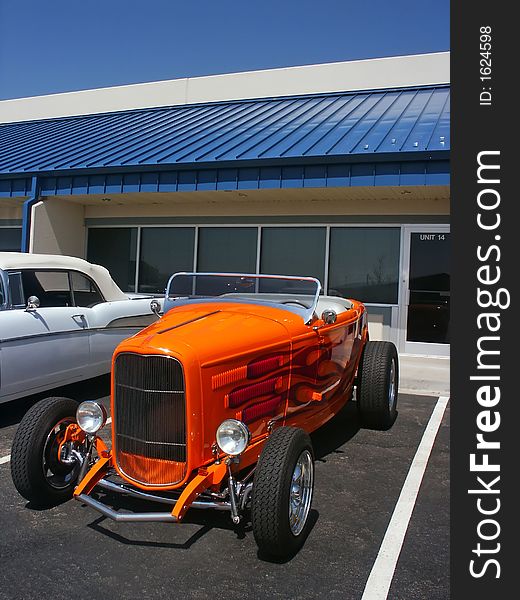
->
[251,427,314,558]
[357,340,399,430]
[11,397,84,507]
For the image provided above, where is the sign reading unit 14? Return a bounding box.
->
[480,25,492,107]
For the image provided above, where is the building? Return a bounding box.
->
[0,52,450,356]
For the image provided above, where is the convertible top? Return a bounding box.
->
[0,252,128,302]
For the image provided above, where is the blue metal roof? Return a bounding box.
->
[0,86,449,176]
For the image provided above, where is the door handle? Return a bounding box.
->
[72,314,87,327]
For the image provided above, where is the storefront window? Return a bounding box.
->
[138,227,195,294]
[197,227,257,273]
[87,228,138,292]
[260,227,326,284]
[0,228,22,251]
[328,228,400,303]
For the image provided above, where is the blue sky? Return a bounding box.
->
[0,0,449,100]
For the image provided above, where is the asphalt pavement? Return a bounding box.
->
[0,377,449,600]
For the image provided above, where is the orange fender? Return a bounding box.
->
[172,461,228,521]
[74,454,112,497]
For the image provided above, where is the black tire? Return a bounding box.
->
[11,396,81,507]
[251,427,314,559]
[357,341,399,430]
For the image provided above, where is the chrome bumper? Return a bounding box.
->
[75,493,177,522]
[74,477,232,523]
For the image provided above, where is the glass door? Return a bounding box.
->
[400,226,450,356]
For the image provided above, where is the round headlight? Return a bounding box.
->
[76,401,107,434]
[216,419,250,456]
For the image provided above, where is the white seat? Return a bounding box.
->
[315,296,353,316]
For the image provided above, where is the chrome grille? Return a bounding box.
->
[113,353,186,486]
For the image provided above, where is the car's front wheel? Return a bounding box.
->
[11,396,84,507]
[251,427,315,559]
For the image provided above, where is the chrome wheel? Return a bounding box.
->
[289,449,314,536]
[388,359,397,410]
[42,418,81,490]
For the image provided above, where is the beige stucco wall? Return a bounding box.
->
[30,199,85,257]
[367,317,384,341]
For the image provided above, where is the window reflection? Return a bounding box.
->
[86,225,404,306]
[88,228,137,292]
[197,228,257,273]
[139,228,195,294]
[328,228,400,303]
[260,227,326,284]
[0,228,22,251]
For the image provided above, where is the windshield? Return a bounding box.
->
[165,272,321,323]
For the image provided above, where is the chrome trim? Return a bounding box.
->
[289,449,314,536]
[321,308,337,324]
[157,310,221,334]
[95,478,232,511]
[166,272,322,325]
[239,482,254,512]
[105,315,158,328]
[0,325,145,345]
[98,478,175,505]
[75,493,177,522]
[42,417,81,490]
[191,499,232,511]
[117,434,185,447]
[77,436,95,483]
[150,298,161,316]
[227,463,240,524]
[388,359,397,410]
[0,269,9,310]
[25,295,40,311]
[116,382,184,394]
[319,378,341,396]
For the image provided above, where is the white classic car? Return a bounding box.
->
[0,252,162,404]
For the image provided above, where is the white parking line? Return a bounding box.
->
[361,395,449,600]
[0,417,112,466]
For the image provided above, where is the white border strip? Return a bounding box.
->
[361,395,449,599]
[0,53,449,124]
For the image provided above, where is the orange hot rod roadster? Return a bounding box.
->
[11,273,398,558]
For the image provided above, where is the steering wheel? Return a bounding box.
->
[281,300,309,309]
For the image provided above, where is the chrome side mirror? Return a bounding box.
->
[26,296,40,311]
[150,299,161,317]
[321,308,337,325]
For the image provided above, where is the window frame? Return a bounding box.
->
[0,269,7,309]
[5,268,105,309]
[69,270,106,307]
[7,271,25,309]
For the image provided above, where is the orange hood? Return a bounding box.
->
[116,301,296,364]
